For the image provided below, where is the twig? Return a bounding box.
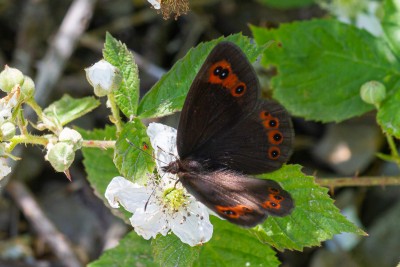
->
[6,180,82,267]
[34,0,97,106]
[82,140,115,149]
[316,176,400,188]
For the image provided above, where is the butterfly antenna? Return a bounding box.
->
[144,187,157,211]
[156,145,179,162]
[125,138,169,166]
[144,171,171,211]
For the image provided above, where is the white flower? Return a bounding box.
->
[105,123,213,246]
[147,0,161,9]
[0,157,11,182]
[85,60,122,97]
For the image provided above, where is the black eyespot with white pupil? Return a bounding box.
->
[213,66,223,75]
[213,66,229,79]
[220,69,229,79]
[273,133,282,141]
[270,149,279,158]
[269,120,277,127]
[224,210,235,215]
[235,85,245,95]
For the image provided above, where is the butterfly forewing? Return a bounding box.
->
[177,42,260,159]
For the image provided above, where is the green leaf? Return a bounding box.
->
[113,119,155,184]
[89,231,156,267]
[377,86,400,138]
[382,0,400,57]
[103,32,140,117]
[152,234,201,267]
[256,0,314,9]
[196,218,279,267]
[251,20,400,122]
[43,94,100,126]
[253,165,366,251]
[137,33,264,119]
[79,126,118,197]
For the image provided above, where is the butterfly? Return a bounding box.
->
[162,42,294,227]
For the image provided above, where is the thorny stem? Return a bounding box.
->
[8,135,115,152]
[8,134,49,152]
[107,93,123,134]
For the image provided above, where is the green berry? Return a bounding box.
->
[360,81,386,106]
[0,122,15,141]
[20,76,35,101]
[46,142,75,172]
[0,66,25,93]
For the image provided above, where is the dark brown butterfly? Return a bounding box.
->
[163,42,294,227]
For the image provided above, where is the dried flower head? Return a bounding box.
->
[160,0,190,20]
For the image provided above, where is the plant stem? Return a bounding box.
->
[386,133,399,157]
[82,140,115,149]
[26,98,45,120]
[107,93,123,134]
[8,134,49,152]
[316,176,400,189]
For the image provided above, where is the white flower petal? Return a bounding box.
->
[85,60,122,97]
[170,199,213,246]
[105,176,151,212]
[147,123,178,174]
[130,203,169,239]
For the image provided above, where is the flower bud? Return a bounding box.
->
[20,76,35,101]
[360,81,386,106]
[85,60,122,97]
[59,127,83,151]
[0,122,15,141]
[0,66,25,93]
[45,142,75,172]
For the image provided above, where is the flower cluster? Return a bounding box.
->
[0,66,36,183]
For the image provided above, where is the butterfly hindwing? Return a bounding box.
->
[180,169,294,227]
[177,42,260,159]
